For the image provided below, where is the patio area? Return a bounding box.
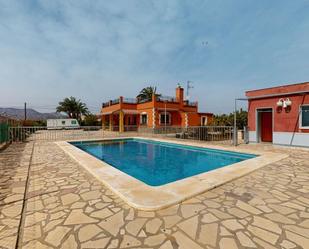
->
[0,140,309,249]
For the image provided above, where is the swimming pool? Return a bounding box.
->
[72,138,256,186]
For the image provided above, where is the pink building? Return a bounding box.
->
[246,82,309,147]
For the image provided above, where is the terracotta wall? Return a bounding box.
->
[247,82,309,98]
[247,94,309,133]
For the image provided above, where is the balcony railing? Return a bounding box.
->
[138,98,151,103]
[111,99,120,105]
[184,101,198,107]
[102,102,109,108]
[102,96,197,108]
[102,98,120,108]
[156,95,178,102]
[123,98,138,104]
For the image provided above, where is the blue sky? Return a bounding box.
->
[0,0,309,114]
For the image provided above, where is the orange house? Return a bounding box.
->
[101,86,213,132]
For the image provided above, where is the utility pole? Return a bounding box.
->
[24,102,27,121]
[186,81,194,100]
[164,101,167,134]
[233,99,237,146]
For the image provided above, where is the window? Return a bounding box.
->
[201,116,208,126]
[160,113,171,125]
[62,121,65,125]
[300,105,309,128]
[71,120,77,125]
[140,114,147,125]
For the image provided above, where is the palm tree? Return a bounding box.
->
[56,97,89,121]
[136,86,160,102]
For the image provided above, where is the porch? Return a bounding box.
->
[102,109,185,132]
[102,110,140,132]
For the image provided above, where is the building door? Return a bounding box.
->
[260,111,273,142]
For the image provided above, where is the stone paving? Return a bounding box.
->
[0,141,309,249]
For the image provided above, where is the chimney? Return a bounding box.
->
[176,85,184,103]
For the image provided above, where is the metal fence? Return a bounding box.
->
[104,125,235,143]
[141,126,234,143]
[8,125,243,145]
[9,126,104,142]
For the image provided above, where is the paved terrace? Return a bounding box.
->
[0,140,309,249]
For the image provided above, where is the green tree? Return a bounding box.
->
[136,86,160,102]
[212,109,248,129]
[82,114,100,126]
[56,97,89,121]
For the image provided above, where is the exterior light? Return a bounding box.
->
[277,99,284,107]
[284,98,292,107]
[277,98,292,108]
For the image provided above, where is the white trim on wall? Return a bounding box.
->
[140,112,148,125]
[299,104,309,129]
[185,113,188,128]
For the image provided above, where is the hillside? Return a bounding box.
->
[0,108,66,120]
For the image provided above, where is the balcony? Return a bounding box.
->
[102,96,198,108]
[102,98,120,108]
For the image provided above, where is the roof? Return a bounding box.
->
[246,82,309,98]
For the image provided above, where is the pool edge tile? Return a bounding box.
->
[55,138,288,211]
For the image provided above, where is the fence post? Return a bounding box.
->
[244,126,249,144]
[233,127,238,146]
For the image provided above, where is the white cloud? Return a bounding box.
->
[0,0,309,113]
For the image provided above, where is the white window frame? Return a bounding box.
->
[140,112,148,125]
[159,112,171,125]
[299,104,309,129]
[201,116,208,126]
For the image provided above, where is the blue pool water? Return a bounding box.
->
[71,138,257,186]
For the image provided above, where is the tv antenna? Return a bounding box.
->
[186,81,194,100]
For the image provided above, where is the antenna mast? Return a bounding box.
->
[186,81,194,100]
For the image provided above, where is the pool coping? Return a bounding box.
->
[56,137,288,211]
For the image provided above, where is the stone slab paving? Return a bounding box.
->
[0,142,33,249]
[0,141,309,249]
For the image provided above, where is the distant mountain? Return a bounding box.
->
[0,108,67,120]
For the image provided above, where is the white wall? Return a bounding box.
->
[273,132,309,147]
[249,130,309,147]
[249,131,257,143]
